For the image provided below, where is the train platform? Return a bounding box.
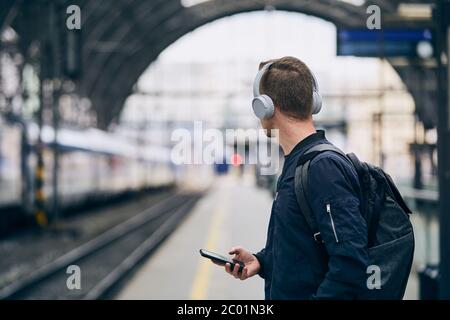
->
[116,172,419,300]
[117,173,272,300]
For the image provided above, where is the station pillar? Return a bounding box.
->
[435,0,450,300]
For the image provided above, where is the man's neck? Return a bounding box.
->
[277,119,316,156]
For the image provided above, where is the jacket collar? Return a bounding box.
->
[285,130,326,158]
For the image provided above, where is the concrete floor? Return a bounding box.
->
[117,173,419,300]
[117,174,271,300]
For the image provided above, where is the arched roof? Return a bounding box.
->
[2,0,436,128]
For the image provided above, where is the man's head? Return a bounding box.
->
[253,56,319,132]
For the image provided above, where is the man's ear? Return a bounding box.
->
[272,104,279,116]
[272,105,284,120]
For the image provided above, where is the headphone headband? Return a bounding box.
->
[253,62,273,97]
[310,69,319,93]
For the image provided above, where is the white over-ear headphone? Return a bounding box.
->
[252,62,322,119]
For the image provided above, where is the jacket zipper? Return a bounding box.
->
[270,270,273,300]
[270,246,274,299]
[326,203,339,243]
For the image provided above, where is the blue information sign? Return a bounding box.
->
[337,28,434,58]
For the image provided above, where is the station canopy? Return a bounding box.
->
[0,0,436,128]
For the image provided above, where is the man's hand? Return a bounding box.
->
[223,246,260,281]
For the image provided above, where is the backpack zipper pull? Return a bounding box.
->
[326,203,339,243]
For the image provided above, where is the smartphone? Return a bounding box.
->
[199,249,244,273]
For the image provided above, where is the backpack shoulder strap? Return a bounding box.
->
[294,143,348,243]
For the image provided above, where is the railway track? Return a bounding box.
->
[0,192,202,300]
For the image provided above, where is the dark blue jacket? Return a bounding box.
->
[255,130,369,299]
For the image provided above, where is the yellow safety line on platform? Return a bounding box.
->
[189,193,226,300]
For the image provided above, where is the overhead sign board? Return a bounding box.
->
[337,28,434,58]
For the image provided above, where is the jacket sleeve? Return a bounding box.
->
[254,249,266,279]
[306,154,369,299]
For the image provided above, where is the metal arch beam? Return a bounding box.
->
[184,0,368,27]
[82,0,174,98]
[86,8,184,105]
[92,0,369,126]
[87,1,370,114]
[89,0,372,127]
[79,0,167,95]
[5,1,434,128]
[82,0,157,64]
[57,0,135,94]
[80,0,178,96]
[87,1,195,119]
[87,0,370,123]
[79,0,138,94]
[81,0,143,62]
[81,0,434,128]
[75,0,121,93]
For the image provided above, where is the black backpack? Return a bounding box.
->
[294,143,415,300]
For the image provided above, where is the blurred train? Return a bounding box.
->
[0,113,176,233]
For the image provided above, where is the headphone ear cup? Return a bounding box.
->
[252,97,267,119]
[252,94,274,119]
[312,91,322,115]
[260,94,274,118]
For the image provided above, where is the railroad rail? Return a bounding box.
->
[0,191,202,300]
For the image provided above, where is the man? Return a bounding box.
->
[220,56,369,299]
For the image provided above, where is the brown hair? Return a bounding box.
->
[259,56,315,120]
